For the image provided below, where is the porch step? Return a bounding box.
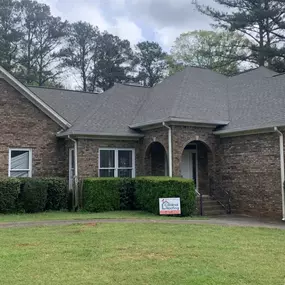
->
[196,195,228,216]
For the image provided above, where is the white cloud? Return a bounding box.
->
[36,0,214,50]
[110,17,145,45]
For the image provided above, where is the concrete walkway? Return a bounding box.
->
[1,216,285,230]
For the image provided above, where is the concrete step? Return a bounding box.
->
[196,195,228,216]
[203,209,228,216]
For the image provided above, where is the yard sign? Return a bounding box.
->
[159,198,181,215]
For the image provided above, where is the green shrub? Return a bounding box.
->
[135,177,196,216]
[44,178,68,211]
[119,178,136,210]
[82,177,196,216]
[83,178,121,212]
[21,179,48,213]
[0,178,21,213]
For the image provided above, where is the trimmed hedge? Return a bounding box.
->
[83,177,196,216]
[21,179,48,213]
[83,178,121,212]
[135,177,196,216]
[0,178,21,213]
[44,178,68,211]
[0,177,68,213]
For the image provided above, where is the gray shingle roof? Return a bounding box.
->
[131,67,229,127]
[26,66,285,137]
[29,87,100,124]
[58,84,149,137]
[218,73,285,133]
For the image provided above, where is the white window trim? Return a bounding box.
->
[99,148,136,178]
[8,148,32,177]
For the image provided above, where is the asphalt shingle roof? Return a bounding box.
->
[29,87,101,124]
[27,66,285,137]
[131,67,229,127]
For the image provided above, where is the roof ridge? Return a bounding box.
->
[27,85,100,95]
[170,68,189,117]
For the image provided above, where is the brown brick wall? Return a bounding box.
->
[0,79,66,177]
[216,132,283,219]
[77,138,142,178]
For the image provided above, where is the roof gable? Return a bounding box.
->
[0,66,71,129]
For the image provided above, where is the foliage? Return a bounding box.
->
[0,177,68,213]
[87,32,134,92]
[168,30,249,76]
[15,0,67,86]
[44,178,68,211]
[195,0,285,70]
[20,178,48,213]
[132,41,168,87]
[135,177,196,216]
[60,21,99,91]
[82,177,196,216]
[0,0,22,72]
[0,178,21,213]
[83,178,121,212]
[119,178,136,210]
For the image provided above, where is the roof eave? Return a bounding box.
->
[57,131,144,140]
[214,125,285,137]
[130,117,229,129]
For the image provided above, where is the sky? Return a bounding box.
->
[37,0,213,51]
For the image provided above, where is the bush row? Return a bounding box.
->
[83,177,196,216]
[0,178,68,213]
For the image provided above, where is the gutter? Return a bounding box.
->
[68,135,79,209]
[162,122,173,177]
[274,127,285,221]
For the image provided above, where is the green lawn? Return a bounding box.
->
[0,211,205,223]
[0,223,285,284]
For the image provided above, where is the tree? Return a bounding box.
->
[60,21,99,92]
[88,32,133,92]
[132,41,167,87]
[0,0,22,72]
[195,0,285,68]
[168,30,249,76]
[16,0,67,86]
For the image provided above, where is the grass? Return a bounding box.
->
[0,211,206,223]
[0,223,285,284]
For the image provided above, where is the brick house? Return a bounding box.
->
[1,65,285,220]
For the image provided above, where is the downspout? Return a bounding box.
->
[274,127,285,221]
[163,122,173,177]
[68,135,79,210]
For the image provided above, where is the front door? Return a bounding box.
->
[181,150,197,185]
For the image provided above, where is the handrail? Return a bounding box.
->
[212,189,231,214]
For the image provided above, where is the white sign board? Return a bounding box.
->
[159,198,181,215]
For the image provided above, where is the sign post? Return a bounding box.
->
[159,198,181,215]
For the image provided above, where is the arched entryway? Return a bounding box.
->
[145,142,168,176]
[180,140,213,195]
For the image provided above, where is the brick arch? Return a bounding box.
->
[144,141,168,176]
[178,139,213,160]
[171,126,215,178]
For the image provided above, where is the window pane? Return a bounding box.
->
[118,150,132,168]
[10,171,29,177]
[118,169,132,178]
[11,151,29,170]
[100,150,115,168]
[99,169,115,177]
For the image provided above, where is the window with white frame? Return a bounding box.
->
[99,148,135,178]
[9,149,32,177]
